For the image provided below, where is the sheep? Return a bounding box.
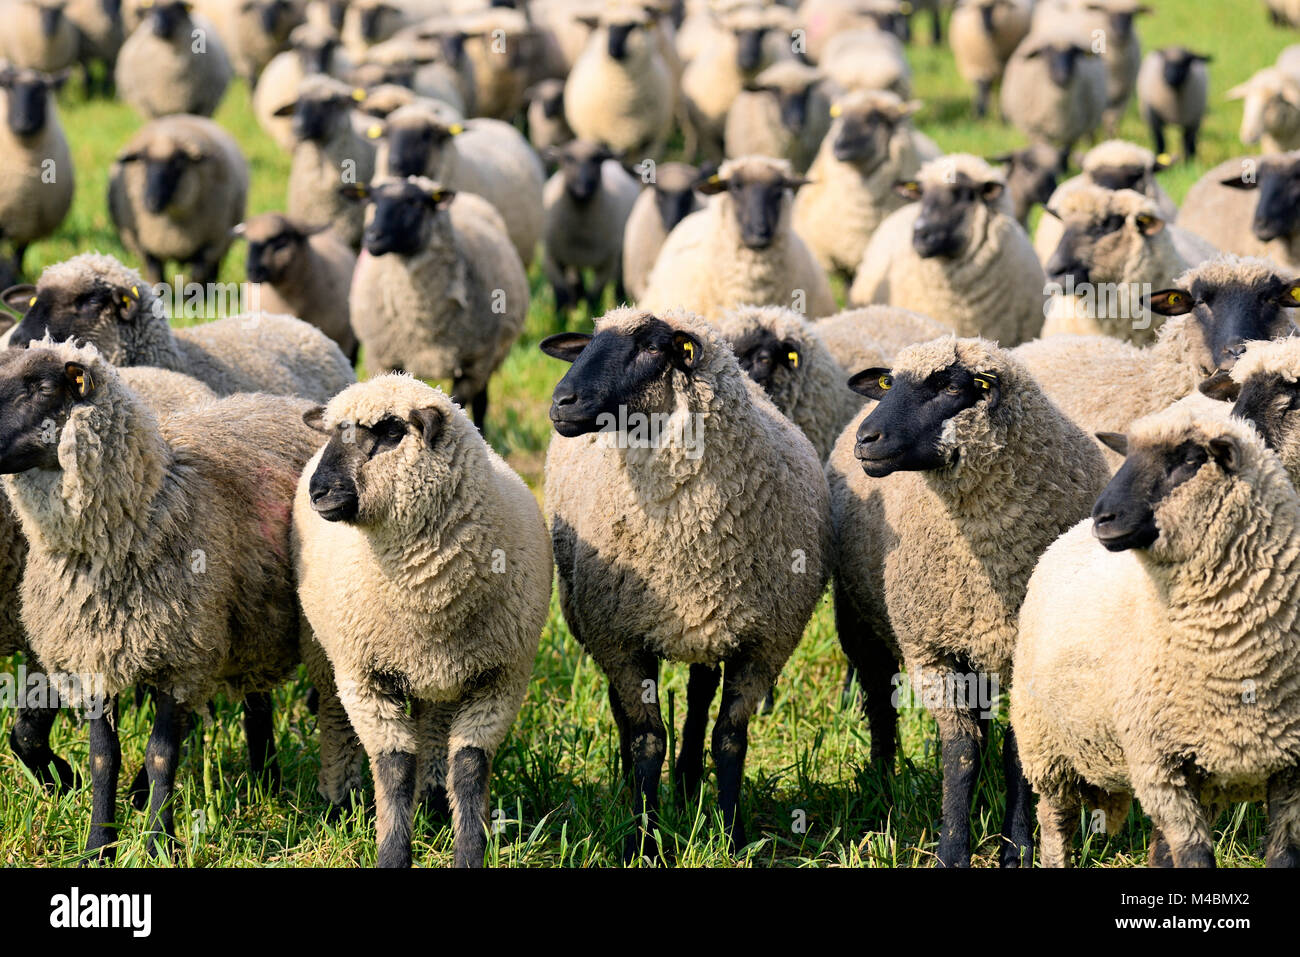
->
[813,304,951,376]
[723,59,830,173]
[1000,28,1106,161]
[640,155,835,322]
[988,143,1061,226]
[0,0,80,72]
[294,375,551,867]
[115,0,232,117]
[791,90,941,282]
[948,0,1032,118]
[540,306,831,857]
[458,7,534,120]
[233,212,359,362]
[1066,0,1147,135]
[849,154,1046,346]
[796,0,912,60]
[1177,154,1300,270]
[340,0,408,57]
[818,26,911,100]
[564,4,674,161]
[712,304,861,460]
[0,66,74,278]
[1199,337,1300,484]
[107,114,248,284]
[253,22,353,152]
[0,339,334,859]
[4,252,357,402]
[66,0,126,95]
[524,78,571,151]
[344,177,527,431]
[621,161,704,303]
[359,27,474,113]
[1137,47,1209,160]
[542,139,639,315]
[278,73,377,250]
[1013,255,1300,467]
[219,0,306,83]
[368,102,543,267]
[1227,67,1300,155]
[1012,407,1300,868]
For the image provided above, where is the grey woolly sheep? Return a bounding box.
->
[948,0,1032,118]
[827,335,1109,867]
[1137,47,1209,160]
[1063,0,1147,135]
[713,304,861,459]
[1000,28,1106,160]
[253,22,353,152]
[1013,407,1300,868]
[359,28,474,113]
[234,212,359,362]
[564,3,674,160]
[294,375,551,867]
[0,340,336,859]
[107,114,247,283]
[640,155,835,321]
[278,73,377,249]
[542,139,639,314]
[66,0,126,95]
[345,177,527,431]
[621,161,704,303]
[1201,337,1300,483]
[540,306,831,858]
[369,103,543,267]
[1228,66,1300,155]
[115,0,232,117]
[791,89,941,282]
[458,6,534,120]
[849,154,1046,346]
[0,0,80,72]
[724,59,830,173]
[3,252,356,402]
[812,304,951,376]
[221,0,306,83]
[339,0,407,57]
[988,143,1061,226]
[0,66,74,278]
[1177,154,1300,270]
[525,78,572,151]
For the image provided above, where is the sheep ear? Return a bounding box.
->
[696,173,728,195]
[1208,435,1241,473]
[1134,212,1164,236]
[847,367,892,399]
[1,284,36,315]
[48,68,72,91]
[783,175,811,192]
[1279,279,1300,307]
[1219,172,1258,190]
[973,371,1000,410]
[1198,370,1241,403]
[425,187,455,209]
[1148,288,1193,315]
[64,362,96,400]
[272,100,299,117]
[781,341,801,370]
[338,184,370,202]
[539,332,591,362]
[893,180,922,201]
[302,406,329,433]
[1095,431,1128,456]
[408,406,443,446]
[114,282,146,322]
[980,181,1004,202]
[672,331,702,371]
[116,149,144,164]
[1040,205,1062,221]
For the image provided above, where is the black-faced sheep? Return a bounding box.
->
[1137,47,1210,160]
[0,65,73,278]
[621,161,705,303]
[115,0,233,117]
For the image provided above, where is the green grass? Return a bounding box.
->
[0,0,1290,867]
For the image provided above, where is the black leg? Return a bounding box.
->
[9,703,76,791]
[373,751,416,868]
[711,666,750,851]
[834,583,898,767]
[999,725,1034,867]
[608,684,632,781]
[143,255,164,285]
[1147,113,1166,157]
[450,746,490,868]
[144,691,187,858]
[674,663,720,804]
[129,765,150,812]
[1182,124,1199,161]
[86,698,121,861]
[472,388,488,434]
[610,654,665,863]
[1174,843,1216,868]
[935,704,981,868]
[974,79,990,118]
[243,691,281,791]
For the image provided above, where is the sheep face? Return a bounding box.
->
[382,113,458,180]
[35,0,67,37]
[582,10,655,64]
[1044,196,1164,286]
[651,163,702,233]
[144,0,193,40]
[830,96,914,171]
[1217,155,1300,246]
[4,271,146,362]
[528,79,564,119]
[991,146,1059,221]
[1086,162,1159,194]
[728,325,802,396]
[1158,47,1208,89]
[276,80,355,143]
[1021,43,1092,89]
[0,348,92,474]
[291,25,339,74]
[733,26,770,74]
[1214,370,1300,461]
[115,138,207,214]
[1149,271,1300,371]
[848,361,999,476]
[344,178,453,257]
[553,141,616,204]
[356,0,397,42]
[540,318,702,437]
[236,213,312,284]
[699,162,806,250]
[901,173,1004,260]
[0,66,64,138]
[242,0,298,40]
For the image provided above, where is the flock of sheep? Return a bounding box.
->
[2,0,1300,870]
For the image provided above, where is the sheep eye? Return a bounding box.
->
[878,374,892,391]
[945,383,962,396]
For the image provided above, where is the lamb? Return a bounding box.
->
[345,177,528,431]
[541,306,831,858]
[233,212,359,362]
[1000,28,1106,161]
[849,154,1046,346]
[115,0,232,117]
[524,78,572,151]
[1228,66,1300,155]
[1137,47,1209,160]
[278,73,377,249]
[0,340,334,859]
[253,22,353,152]
[948,0,1032,118]
[564,4,674,160]
[640,155,835,322]
[0,0,80,72]
[294,375,551,867]
[723,59,830,173]
[813,304,951,376]
[107,114,248,283]
[4,252,356,402]
[988,144,1061,226]
[369,102,543,267]
[1177,154,1300,270]
[827,336,1110,867]
[0,65,74,278]
[621,161,704,303]
[791,89,941,282]
[713,304,861,459]
[1012,407,1300,868]
[542,139,639,314]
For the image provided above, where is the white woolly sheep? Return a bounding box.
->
[948,0,1032,117]
[1177,153,1300,270]
[458,6,534,120]
[724,59,830,173]
[1137,47,1209,160]
[813,304,951,376]
[818,26,911,100]
[1062,0,1147,134]
[1228,66,1300,154]
[218,0,306,83]
[0,66,73,278]
[115,0,232,117]
[1000,28,1106,160]
[0,0,80,72]
[621,161,704,303]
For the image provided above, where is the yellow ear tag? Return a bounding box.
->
[788,351,799,368]
[130,285,139,299]
[683,341,695,361]
[449,123,464,135]
[352,88,367,102]
[829,103,842,118]
[122,296,130,305]
[366,125,383,139]
[707,174,720,185]
[1291,287,1300,303]
[1157,152,1172,165]
[28,296,36,307]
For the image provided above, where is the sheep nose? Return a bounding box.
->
[552,388,577,408]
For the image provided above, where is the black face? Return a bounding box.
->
[150,2,188,39]
[1091,436,1231,551]
[438,31,466,66]
[539,85,563,118]
[1007,151,1058,208]
[1149,276,1300,368]
[774,87,810,134]
[1249,164,1300,244]
[540,319,701,437]
[727,177,788,250]
[1228,372,1300,453]
[1107,10,1134,40]
[557,144,612,203]
[387,123,447,178]
[102,0,122,19]
[735,28,766,73]
[1162,49,1193,88]
[849,363,999,477]
[653,185,694,233]
[1030,44,1082,87]
[257,0,288,33]
[731,327,799,394]
[245,231,300,284]
[2,74,51,138]
[607,22,634,60]
[1044,214,1126,285]
[909,178,1001,260]
[833,109,893,167]
[0,351,91,475]
[39,4,64,37]
[291,94,346,142]
[1089,164,1147,192]
[298,38,336,74]
[327,0,346,29]
[306,409,441,522]
[354,181,451,256]
[978,2,996,33]
[6,279,125,351]
[360,4,389,40]
[141,154,187,214]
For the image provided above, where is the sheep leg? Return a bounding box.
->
[609,652,665,863]
[143,254,165,285]
[673,663,721,804]
[933,701,982,867]
[713,650,777,853]
[85,698,121,862]
[1035,792,1078,867]
[1135,768,1215,868]
[1182,124,1199,162]
[143,690,187,858]
[1145,111,1166,158]
[998,725,1034,867]
[451,376,487,434]
[973,80,990,119]
[608,684,633,780]
[372,750,417,868]
[243,691,281,791]
[1147,826,1174,867]
[415,699,455,819]
[834,581,898,767]
[449,746,491,868]
[190,255,219,286]
[1265,768,1300,868]
[9,702,77,791]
